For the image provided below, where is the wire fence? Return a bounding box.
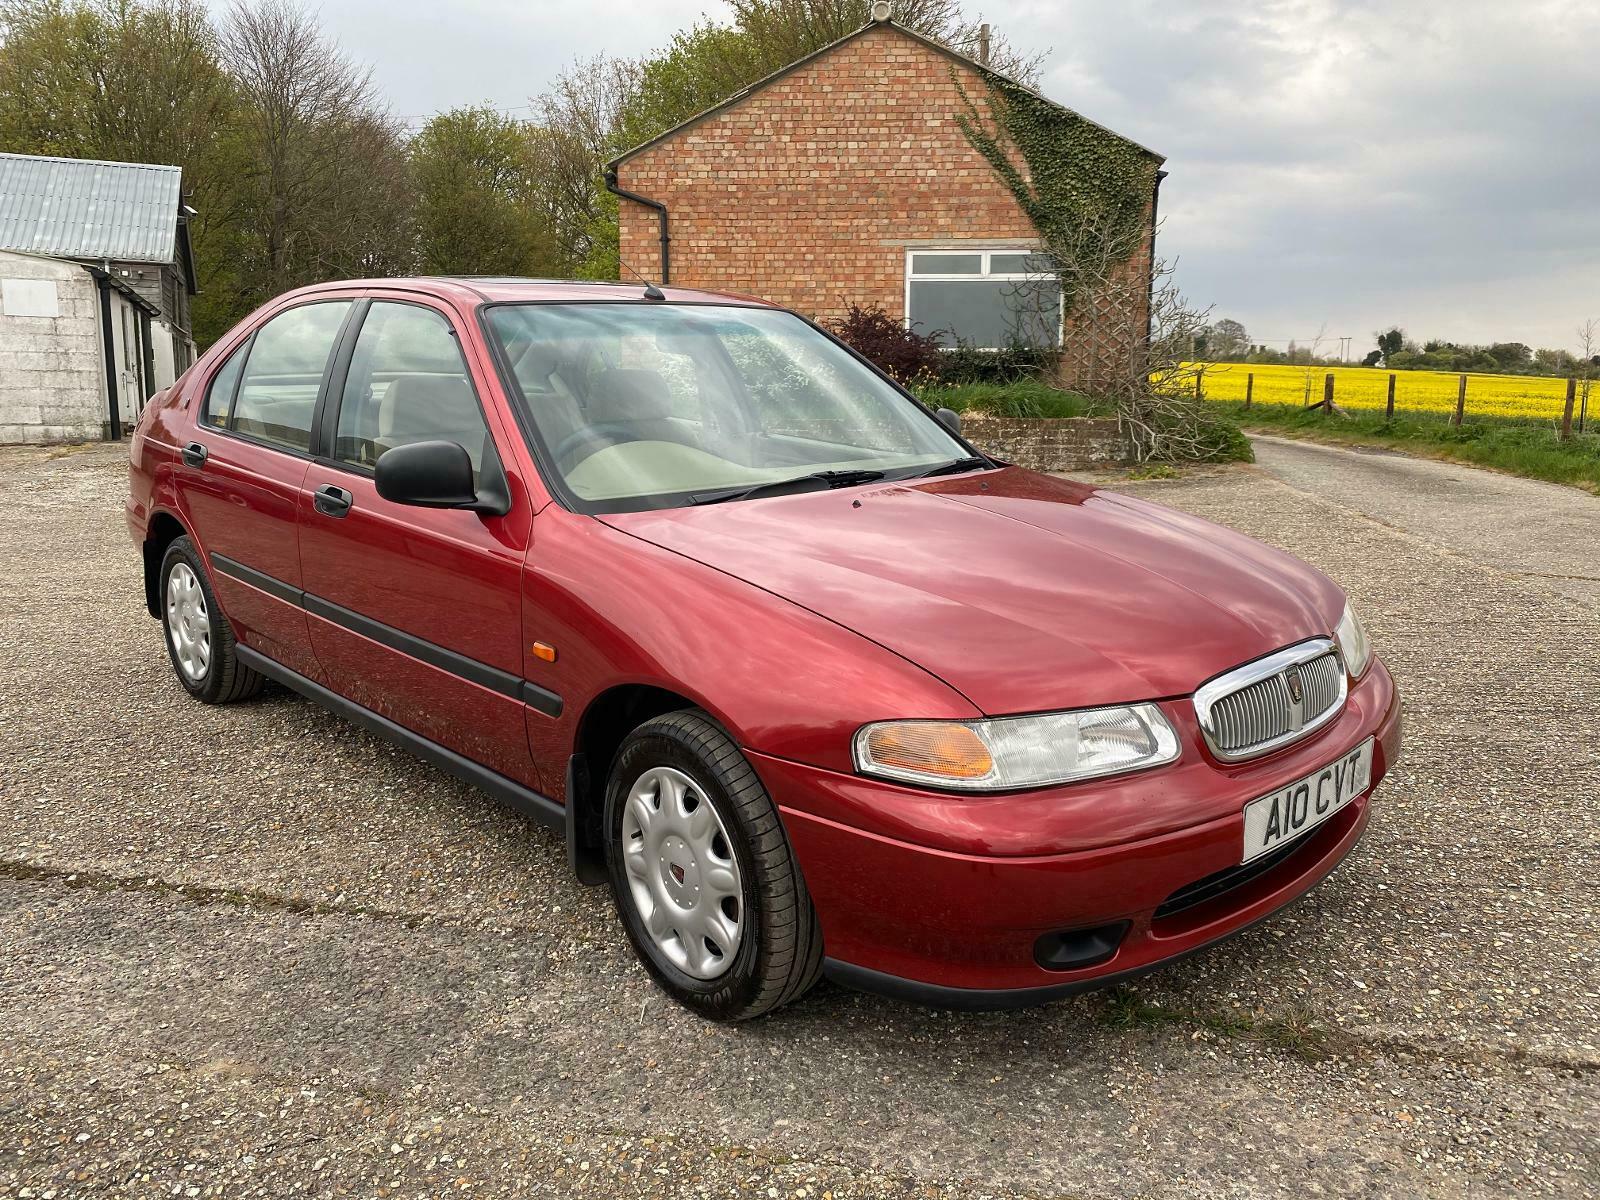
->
[1188,362,1596,434]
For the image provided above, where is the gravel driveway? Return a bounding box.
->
[1,439,1595,1198]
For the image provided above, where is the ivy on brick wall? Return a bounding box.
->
[953,69,1158,316]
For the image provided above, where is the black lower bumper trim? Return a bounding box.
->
[823,948,1193,1012]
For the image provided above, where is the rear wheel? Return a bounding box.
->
[605,710,823,1020]
[159,536,264,704]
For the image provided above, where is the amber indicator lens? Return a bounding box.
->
[862,722,994,780]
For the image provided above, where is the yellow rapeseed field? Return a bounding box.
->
[1185,362,1578,422]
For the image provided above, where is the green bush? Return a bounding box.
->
[913,380,1098,420]
[935,346,1061,386]
[1195,415,1255,462]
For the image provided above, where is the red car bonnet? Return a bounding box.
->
[602,468,1346,716]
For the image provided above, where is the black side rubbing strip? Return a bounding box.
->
[521,681,563,719]
[211,553,305,608]
[302,593,522,700]
[210,555,563,717]
[235,645,564,831]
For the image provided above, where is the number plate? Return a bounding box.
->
[1241,738,1373,863]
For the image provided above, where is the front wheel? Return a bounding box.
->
[605,710,823,1020]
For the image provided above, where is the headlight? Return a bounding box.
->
[853,704,1180,792]
[1334,600,1373,678]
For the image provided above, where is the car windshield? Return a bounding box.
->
[484,303,973,511]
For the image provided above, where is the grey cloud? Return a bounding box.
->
[241,0,1599,349]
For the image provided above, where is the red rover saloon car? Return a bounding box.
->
[127,278,1401,1020]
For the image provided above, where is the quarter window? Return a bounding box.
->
[335,302,491,477]
[906,249,1062,350]
[201,340,247,428]
[230,301,353,452]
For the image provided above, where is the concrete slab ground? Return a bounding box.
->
[0,439,1595,1198]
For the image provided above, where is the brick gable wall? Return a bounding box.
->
[615,23,1155,389]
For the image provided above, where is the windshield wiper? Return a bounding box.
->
[901,455,994,480]
[690,468,886,506]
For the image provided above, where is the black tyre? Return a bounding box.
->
[605,709,823,1020]
[158,536,265,705]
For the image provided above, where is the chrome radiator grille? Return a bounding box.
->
[1194,638,1347,761]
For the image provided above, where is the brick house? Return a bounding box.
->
[0,153,198,442]
[607,10,1164,388]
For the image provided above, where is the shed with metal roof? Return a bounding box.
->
[0,153,199,443]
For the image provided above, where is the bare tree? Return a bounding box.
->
[1026,208,1241,462]
[220,0,411,302]
[529,56,641,274]
[1207,317,1249,360]
[1292,324,1329,406]
[1577,317,1598,432]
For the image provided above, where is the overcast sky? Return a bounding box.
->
[295,0,1600,354]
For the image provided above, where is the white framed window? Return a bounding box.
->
[904,248,1062,350]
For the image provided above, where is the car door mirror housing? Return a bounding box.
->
[374,440,507,515]
[935,407,962,435]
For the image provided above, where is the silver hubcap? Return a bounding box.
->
[621,766,744,980]
[165,562,211,683]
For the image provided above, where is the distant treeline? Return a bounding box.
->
[0,0,1026,348]
[1197,320,1599,378]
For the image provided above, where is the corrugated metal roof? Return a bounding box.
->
[0,152,182,264]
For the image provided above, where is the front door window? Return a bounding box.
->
[334,301,491,480]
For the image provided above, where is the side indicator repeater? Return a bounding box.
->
[532,642,557,663]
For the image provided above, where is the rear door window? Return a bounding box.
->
[229,301,353,452]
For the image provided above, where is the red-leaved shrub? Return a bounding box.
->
[827,303,944,383]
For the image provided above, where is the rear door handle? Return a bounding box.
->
[312,484,354,518]
[182,441,207,468]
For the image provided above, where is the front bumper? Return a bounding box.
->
[753,660,1402,1006]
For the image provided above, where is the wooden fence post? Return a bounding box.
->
[1323,372,1334,410]
[1194,367,1204,403]
[1244,373,1253,410]
[1386,373,1396,421]
[1561,378,1576,441]
[1453,374,1467,427]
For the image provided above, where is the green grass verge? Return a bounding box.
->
[913,381,1254,464]
[1216,401,1600,494]
[913,379,1102,420]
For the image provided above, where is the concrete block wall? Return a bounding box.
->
[961,415,1130,471]
[0,250,105,443]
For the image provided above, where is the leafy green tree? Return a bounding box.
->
[610,21,765,155]
[0,0,239,337]
[1374,327,1405,364]
[1485,342,1532,373]
[410,107,559,277]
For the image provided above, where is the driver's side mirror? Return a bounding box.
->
[935,407,962,435]
[375,440,509,516]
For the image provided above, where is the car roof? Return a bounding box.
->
[279,276,779,308]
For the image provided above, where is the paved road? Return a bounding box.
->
[1,442,1596,1199]
[1250,435,1600,607]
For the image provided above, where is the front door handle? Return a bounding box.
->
[182,441,207,468]
[312,484,354,518]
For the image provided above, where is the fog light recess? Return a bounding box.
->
[1032,921,1130,972]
